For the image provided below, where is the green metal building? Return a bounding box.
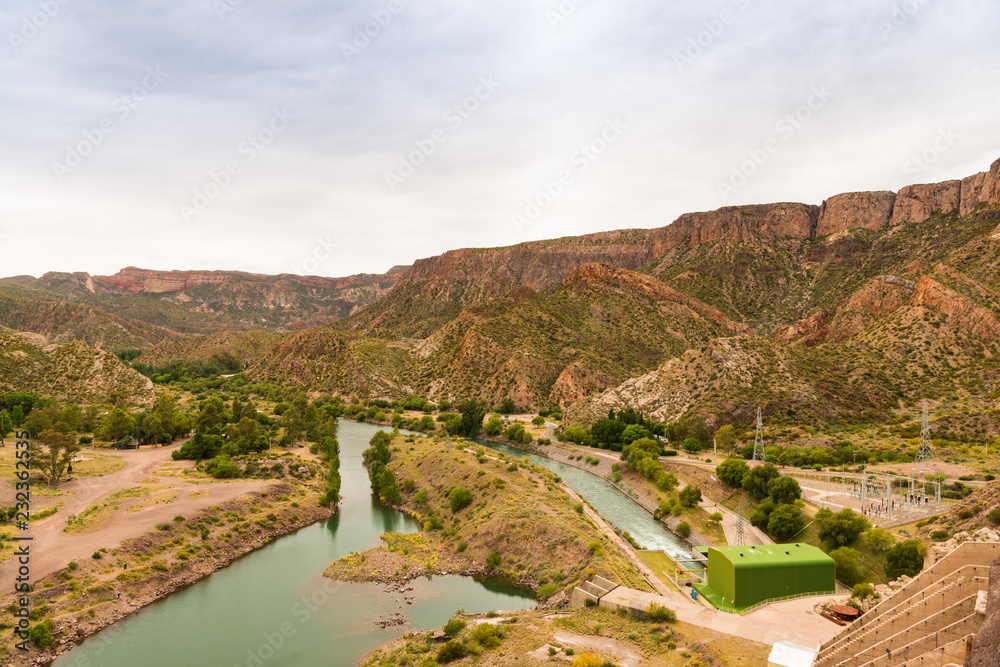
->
[701,544,835,610]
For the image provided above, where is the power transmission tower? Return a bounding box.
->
[915,400,934,471]
[752,408,765,463]
[735,500,746,547]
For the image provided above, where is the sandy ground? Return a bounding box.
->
[0,442,268,582]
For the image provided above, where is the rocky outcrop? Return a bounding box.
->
[913,275,1000,341]
[966,553,1000,667]
[890,180,961,224]
[564,263,750,335]
[775,309,827,345]
[664,203,820,247]
[960,157,1000,216]
[816,191,897,236]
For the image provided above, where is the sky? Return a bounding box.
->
[2,0,1000,279]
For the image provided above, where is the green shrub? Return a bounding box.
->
[485,551,501,570]
[536,583,559,600]
[645,602,676,623]
[988,507,1000,525]
[573,503,584,514]
[470,622,502,649]
[30,620,54,649]
[675,522,691,538]
[448,487,473,513]
[442,618,465,637]
[436,640,467,663]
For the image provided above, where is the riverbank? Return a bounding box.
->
[323,433,649,597]
[358,605,771,667]
[0,481,334,666]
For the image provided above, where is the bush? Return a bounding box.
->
[678,485,702,508]
[884,540,925,580]
[573,503,584,514]
[675,522,691,538]
[414,489,429,505]
[470,622,502,649]
[537,583,559,600]
[852,583,878,601]
[987,507,1000,525]
[442,618,465,637]
[436,640,467,663]
[829,547,864,586]
[29,620,54,649]
[816,508,869,548]
[644,602,676,623]
[571,654,604,667]
[448,487,473,513]
[708,512,723,523]
[767,504,805,540]
[485,551,501,570]
[204,454,241,479]
[930,530,950,542]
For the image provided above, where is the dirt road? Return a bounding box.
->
[0,443,268,582]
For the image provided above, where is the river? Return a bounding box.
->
[55,421,534,667]
[478,441,697,566]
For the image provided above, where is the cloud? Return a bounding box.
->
[1,0,999,278]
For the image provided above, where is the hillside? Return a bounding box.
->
[136,329,281,368]
[1,265,406,336]
[0,332,155,406]
[0,290,178,351]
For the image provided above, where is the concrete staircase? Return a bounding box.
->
[814,542,1000,667]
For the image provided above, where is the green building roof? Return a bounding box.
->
[712,544,832,568]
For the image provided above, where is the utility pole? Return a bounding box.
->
[735,500,746,547]
[752,408,764,463]
[915,400,934,471]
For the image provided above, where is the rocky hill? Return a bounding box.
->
[0,332,155,406]
[4,156,999,419]
[1,265,407,337]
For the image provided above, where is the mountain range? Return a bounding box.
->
[2,156,999,426]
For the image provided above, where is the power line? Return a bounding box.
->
[735,500,746,547]
[915,400,934,471]
[752,407,765,463]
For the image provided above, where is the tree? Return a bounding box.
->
[767,476,802,505]
[708,512,723,523]
[682,437,702,453]
[282,408,306,444]
[742,463,780,499]
[531,415,545,426]
[11,405,24,427]
[816,508,869,548]
[678,485,702,508]
[458,400,486,439]
[497,397,516,414]
[194,400,224,435]
[97,408,134,443]
[749,498,775,530]
[571,654,604,667]
[449,487,473,513]
[675,521,691,537]
[767,504,805,540]
[483,414,503,437]
[0,410,12,444]
[829,547,864,586]
[715,424,737,451]
[717,458,749,487]
[884,540,925,580]
[593,419,626,448]
[32,430,80,485]
[862,527,895,553]
[621,424,651,445]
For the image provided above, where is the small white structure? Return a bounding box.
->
[768,641,817,667]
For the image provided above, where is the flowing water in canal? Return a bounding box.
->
[56,421,534,667]
[478,441,697,566]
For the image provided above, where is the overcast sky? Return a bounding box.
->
[2,0,999,279]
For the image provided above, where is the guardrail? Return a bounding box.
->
[712,589,836,615]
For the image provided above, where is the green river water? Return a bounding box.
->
[56,422,693,666]
[55,421,534,667]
